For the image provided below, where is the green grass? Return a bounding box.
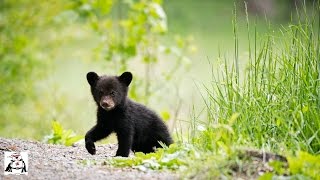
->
[107,2,320,179]
[186,2,320,178]
[207,6,320,154]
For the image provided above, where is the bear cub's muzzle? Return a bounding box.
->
[100,96,115,111]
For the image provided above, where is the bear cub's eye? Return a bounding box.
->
[110,91,116,97]
[96,89,103,95]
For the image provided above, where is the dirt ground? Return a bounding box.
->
[0,138,177,180]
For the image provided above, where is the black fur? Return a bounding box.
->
[85,71,173,157]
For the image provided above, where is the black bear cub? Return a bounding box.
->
[85,71,173,157]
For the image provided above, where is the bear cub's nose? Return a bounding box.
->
[100,98,115,111]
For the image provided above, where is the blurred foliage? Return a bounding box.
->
[0,0,71,138]
[1,0,43,106]
[69,0,194,105]
[0,0,75,105]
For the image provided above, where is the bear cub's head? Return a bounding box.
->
[86,71,132,111]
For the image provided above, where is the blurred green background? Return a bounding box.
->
[0,0,312,140]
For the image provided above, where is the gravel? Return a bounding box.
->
[0,138,177,180]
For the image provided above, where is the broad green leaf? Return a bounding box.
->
[52,121,63,135]
[65,135,83,146]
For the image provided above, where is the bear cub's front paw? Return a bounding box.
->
[85,141,96,155]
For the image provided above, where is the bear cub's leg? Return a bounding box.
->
[115,130,134,157]
[85,125,112,155]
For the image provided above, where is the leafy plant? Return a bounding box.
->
[43,121,83,146]
[191,113,239,153]
[259,151,319,180]
[107,143,195,171]
[287,151,320,179]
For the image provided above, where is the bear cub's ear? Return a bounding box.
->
[119,72,132,86]
[87,72,99,86]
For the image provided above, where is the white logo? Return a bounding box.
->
[4,152,28,175]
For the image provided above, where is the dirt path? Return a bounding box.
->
[0,138,177,180]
